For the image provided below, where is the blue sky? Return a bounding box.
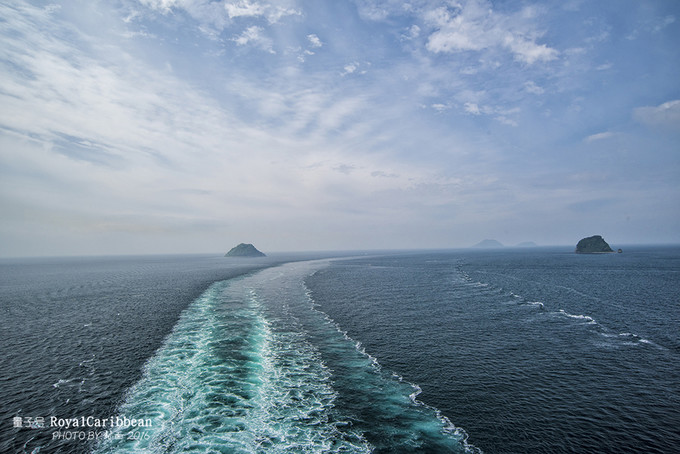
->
[1,0,679,256]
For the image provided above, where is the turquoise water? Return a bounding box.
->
[93,261,474,453]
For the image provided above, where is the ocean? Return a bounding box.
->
[1,247,678,453]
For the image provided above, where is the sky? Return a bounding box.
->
[1,0,679,256]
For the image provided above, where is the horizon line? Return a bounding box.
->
[2,242,680,260]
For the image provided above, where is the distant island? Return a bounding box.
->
[516,241,538,248]
[575,235,615,254]
[472,239,504,248]
[225,243,266,257]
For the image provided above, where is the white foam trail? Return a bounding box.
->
[557,309,597,324]
[307,279,483,454]
[459,265,665,354]
[616,332,664,349]
[94,264,375,453]
[96,259,482,453]
[52,378,75,388]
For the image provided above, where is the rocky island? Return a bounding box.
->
[575,235,614,254]
[516,241,538,248]
[472,239,504,248]
[224,243,266,257]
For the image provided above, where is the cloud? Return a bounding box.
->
[307,34,323,48]
[633,100,680,131]
[2,0,680,253]
[138,0,300,34]
[462,100,519,126]
[294,34,323,62]
[567,197,618,213]
[224,0,267,19]
[464,102,481,115]
[561,0,583,12]
[139,0,230,30]
[341,61,367,76]
[401,24,420,41]
[502,34,558,64]
[353,0,409,21]
[371,170,399,178]
[0,2,438,233]
[652,15,676,33]
[423,0,558,64]
[584,131,614,142]
[138,0,177,14]
[0,4,195,160]
[628,14,676,40]
[524,81,544,95]
[495,115,518,127]
[231,25,275,52]
[0,3,310,229]
[333,164,356,175]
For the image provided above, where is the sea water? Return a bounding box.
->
[2,247,678,453]
[306,247,680,453]
[91,260,471,453]
[0,254,282,453]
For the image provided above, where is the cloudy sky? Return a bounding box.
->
[1,0,678,256]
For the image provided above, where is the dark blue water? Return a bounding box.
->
[2,247,679,453]
[0,254,288,453]
[306,246,680,453]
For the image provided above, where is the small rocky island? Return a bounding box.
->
[224,243,266,257]
[575,235,615,254]
[516,241,538,248]
[472,239,504,248]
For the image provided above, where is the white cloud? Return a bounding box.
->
[140,0,231,30]
[629,14,676,39]
[0,3,324,236]
[633,100,680,131]
[341,61,364,76]
[307,34,323,48]
[524,80,544,95]
[562,0,583,12]
[495,115,518,127]
[231,25,275,53]
[353,0,408,21]
[371,170,399,178]
[502,34,558,64]
[464,102,481,115]
[295,34,322,62]
[224,0,266,19]
[297,49,314,62]
[224,0,300,24]
[423,0,558,64]
[584,131,614,142]
[653,15,676,33]
[138,0,300,32]
[401,24,420,40]
[3,0,679,253]
[138,0,178,14]
[461,98,520,125]
[564,47,586,56]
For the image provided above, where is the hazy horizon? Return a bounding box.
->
[1,1,679,257]
[3,240,679,260]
